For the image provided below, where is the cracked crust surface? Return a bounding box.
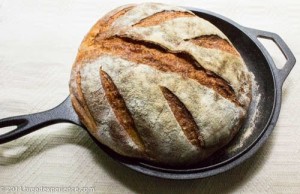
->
[69,3,252,166]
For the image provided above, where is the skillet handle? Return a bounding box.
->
[0,96,81,144]
[245,27,296,85]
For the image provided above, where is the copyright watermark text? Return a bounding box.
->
[0,185,95,193]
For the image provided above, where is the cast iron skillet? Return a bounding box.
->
[0,8,296,179]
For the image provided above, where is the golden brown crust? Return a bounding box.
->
[70,94,97,130]
[70,70,97,132]
[76,5,135,62]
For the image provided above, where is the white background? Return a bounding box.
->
[0,0,299,193]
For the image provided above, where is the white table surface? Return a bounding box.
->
[0,0,299,193]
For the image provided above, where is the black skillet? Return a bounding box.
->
[0,8,296,179]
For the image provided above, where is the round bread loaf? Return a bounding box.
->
[69,3,252,166]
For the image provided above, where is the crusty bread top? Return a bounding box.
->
[69,3,252,166]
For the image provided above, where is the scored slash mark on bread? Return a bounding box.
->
[160,86,204,147]
[187,35,239,56]
[100,69,145,151]
[133,11,194,27]
[69,3,252,165]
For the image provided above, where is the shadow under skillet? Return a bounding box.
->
[91,131,275,194]
[0,124,274,194]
